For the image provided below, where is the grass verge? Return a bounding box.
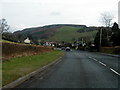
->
[0,40,14,43]
[2,50,64,86]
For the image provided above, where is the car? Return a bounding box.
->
[61,47,65,50]
[66,47,71,51]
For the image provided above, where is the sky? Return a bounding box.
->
[1,0,120,32]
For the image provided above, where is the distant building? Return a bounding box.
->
[24,37,30,44]
[118,1,120,28]
[44,42,59,47]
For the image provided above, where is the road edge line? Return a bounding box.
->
[110,68,120,76]
[98,61,106,67]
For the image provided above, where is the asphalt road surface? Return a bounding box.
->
[16,50,120,88]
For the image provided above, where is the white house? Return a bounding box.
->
[24,37,30,44]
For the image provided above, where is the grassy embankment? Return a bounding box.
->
[2,41,64,86]
[2,41,54,60]
[49,26,97,42]
[2,50,64,86]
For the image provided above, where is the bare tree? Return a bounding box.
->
[100,12,114,27]
[0,18,10,33]
[99,12,114,47]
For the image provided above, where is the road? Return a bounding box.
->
[16,50,120,88]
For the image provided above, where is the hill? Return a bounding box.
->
[12,24,98,43]
[49,26,97,42]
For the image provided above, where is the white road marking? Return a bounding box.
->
[55,59,62,65]
[92,58,98,62]
[88,56,97,62]
[87,56,120,76]
[98,61,106,67]
[88,56,92,59]
[110,68,120,76]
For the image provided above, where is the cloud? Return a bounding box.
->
[2,0,42,3]
[50,12,61,16]
[1,0,119,32]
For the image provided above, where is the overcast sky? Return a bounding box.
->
[1,0,119,32]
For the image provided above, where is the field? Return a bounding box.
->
[49,26,97,42]
[2,50,64,86]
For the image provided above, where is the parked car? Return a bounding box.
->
[66,47,71,51]
[61,47,65,50]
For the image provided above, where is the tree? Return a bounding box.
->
[99,12,113,45]
[111,22,120,46]
[2,32,15,42]
[0,18,10,33]
[27,34,39,45]
[111,22,119,32]
[94,27,109,51]
[100,12,114,27]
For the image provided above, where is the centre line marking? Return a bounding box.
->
[88,56,120,76]
[110,68,120,76]
[98,61,106,67]
[88,56,92,59]
[92,58,98,62]
[88,56,98,61]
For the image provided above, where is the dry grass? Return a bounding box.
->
[101,46,120,55]
[2,42,53,60]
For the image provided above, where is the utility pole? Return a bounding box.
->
[99,28,102,51]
